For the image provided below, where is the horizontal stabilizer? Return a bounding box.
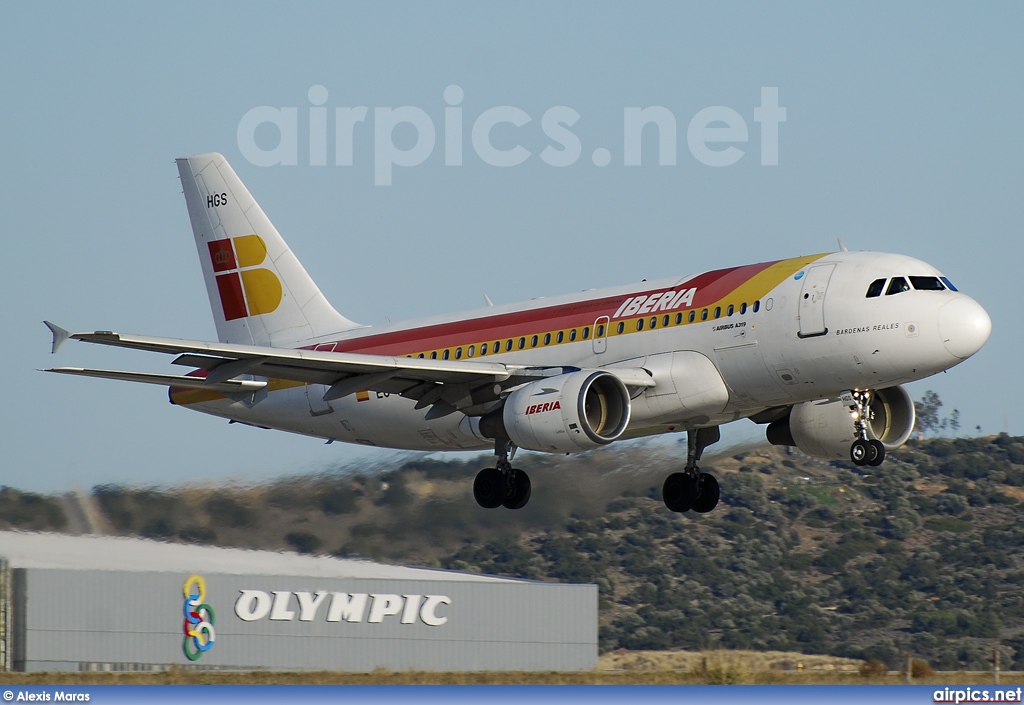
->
[44,367,267,394]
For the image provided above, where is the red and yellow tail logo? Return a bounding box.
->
[208,235,282,321]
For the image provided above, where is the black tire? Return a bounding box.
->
[663,472,697,512]
[691,473,720,513]
[850,439,871,466]
[868,439,886,467]
[473,468,505,509]
[502,468,532,509]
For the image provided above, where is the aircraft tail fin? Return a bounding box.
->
[176,152,361,346]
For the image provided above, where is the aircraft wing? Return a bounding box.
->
[43,322,654,418]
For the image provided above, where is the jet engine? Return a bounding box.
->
[480,370,631,453]
[766,385,916,460]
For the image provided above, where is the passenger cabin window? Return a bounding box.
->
[866,279,886,298]
[518,337,526,350]
[556,331,564,343]
[455,347,463,359]
[443,350,450,360]
[688,311,695,323]
[740,303,747,314]
[430,352,437,359]
[675,313,682,325]
[636,318,644,331]
[597,324,605,337]
[727,305,734,317]
[663,314,670,327]
[616,322,624,334]
[910,276,945,291]
[506,339,513,352]
[753,301,760,313]
[543,333,551,345]
[583,327,591,340]
[531,335,538,347]
[701,309,708,321]
[649,316,657,329]
[886,277,910,295]
[570,329,577,341]
[467,345,475,357]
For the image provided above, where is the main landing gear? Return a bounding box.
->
[849,390,885,467]
[663,426,721,514]
[474,441,532,510]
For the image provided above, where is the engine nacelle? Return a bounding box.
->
[767,386,916,460]
[481,370,631,453]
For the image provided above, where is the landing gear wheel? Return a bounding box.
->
[850,439,872,466]
[473,468,506,509]
[691,473,720,514]
[663,472,697,513]
[868,439,886,467]
[502,468,532,509]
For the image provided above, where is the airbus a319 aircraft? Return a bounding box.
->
[46,153,992,513]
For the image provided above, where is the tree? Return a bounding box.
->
[915,391,961,437]
[949,409,961,434]
[915,391,943,436]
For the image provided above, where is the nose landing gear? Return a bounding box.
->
[849,391,886,467]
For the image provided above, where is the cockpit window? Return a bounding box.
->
[865,279,886,298]
[885,277,910,295]
[940,276,958,292]
[910,276,945,291]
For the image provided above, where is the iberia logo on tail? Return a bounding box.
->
[208,235,282,320]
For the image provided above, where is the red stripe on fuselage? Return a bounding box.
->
[307,260,778,356]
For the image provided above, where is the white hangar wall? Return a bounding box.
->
[0,532,597,672]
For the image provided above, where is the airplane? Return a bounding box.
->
[45,152,992,514]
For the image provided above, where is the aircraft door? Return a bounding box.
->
[593,316,609,354]
[797,264,836,338]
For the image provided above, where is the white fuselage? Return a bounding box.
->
[179,251,989,453]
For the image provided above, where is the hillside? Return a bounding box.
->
[4,434,1024,672]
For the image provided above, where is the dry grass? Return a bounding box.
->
[599,648,862,673]
[0,651,1021,685]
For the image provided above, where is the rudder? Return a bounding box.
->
[176,152,361,346]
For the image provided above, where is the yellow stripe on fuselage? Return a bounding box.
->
[171,253,829,407]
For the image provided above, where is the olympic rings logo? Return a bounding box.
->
[182,575,216,661]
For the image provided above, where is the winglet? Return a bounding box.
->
[44,321,71,354]
[837,238,849,252]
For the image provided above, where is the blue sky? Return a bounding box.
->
[2,2,1021,492]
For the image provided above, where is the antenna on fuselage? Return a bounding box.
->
[837,238,849,252]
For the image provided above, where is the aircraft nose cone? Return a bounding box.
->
[938,296,991,359]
